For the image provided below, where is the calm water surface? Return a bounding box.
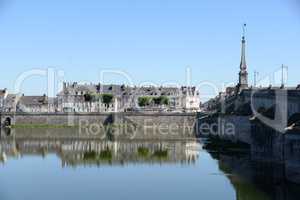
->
[0,128,300,200]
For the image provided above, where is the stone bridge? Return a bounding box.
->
[225,88,300,119]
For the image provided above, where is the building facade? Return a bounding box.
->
[1,94,18,113]
[0,83,200,113]
[17,95,56,113]
[57,82,200,113]
[0,89,8,112]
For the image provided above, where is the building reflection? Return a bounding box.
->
[0,131,201,167]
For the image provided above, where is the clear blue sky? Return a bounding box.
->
[0,0,300,99]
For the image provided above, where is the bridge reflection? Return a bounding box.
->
[206,150,300,200]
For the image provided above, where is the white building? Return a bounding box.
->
[0,83,201,113]
[57,82,120,113]
[17,95,56,113]
[0,89,18,113]
[0,89,8,111]
[57,82,201,113]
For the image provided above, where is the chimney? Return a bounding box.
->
[63,82,67,91]
[43,94,47,103]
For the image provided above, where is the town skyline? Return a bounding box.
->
[0,28,295,102]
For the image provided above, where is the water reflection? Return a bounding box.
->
[1,128,300,200]
[212,152,300,200]
[0,128,200,167]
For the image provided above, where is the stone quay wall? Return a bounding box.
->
[0,112,198,140]
[197,114,252,144]
[113,112,197,139]
[0,112,196,126]
[0,113,111,126]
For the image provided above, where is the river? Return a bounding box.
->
[0,128,300,200]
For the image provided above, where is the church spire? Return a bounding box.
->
[240,24,247,71]
[238,24,248,91]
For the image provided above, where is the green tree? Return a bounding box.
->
[101,94,114,105]
[138,96,152,107]
[161,96,169,105]
[153,96,169,105]
[152,97,161,105]
[84,93,93,102]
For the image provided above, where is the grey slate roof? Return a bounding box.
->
[19,96,48,106]
[5,94,16,102]
[59,82,189,97]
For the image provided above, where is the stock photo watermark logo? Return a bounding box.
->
[10,65,289,136]
[249,66,289,133]
[10,66,211,122]
[78,118,198,139]
[198,120,236,137]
